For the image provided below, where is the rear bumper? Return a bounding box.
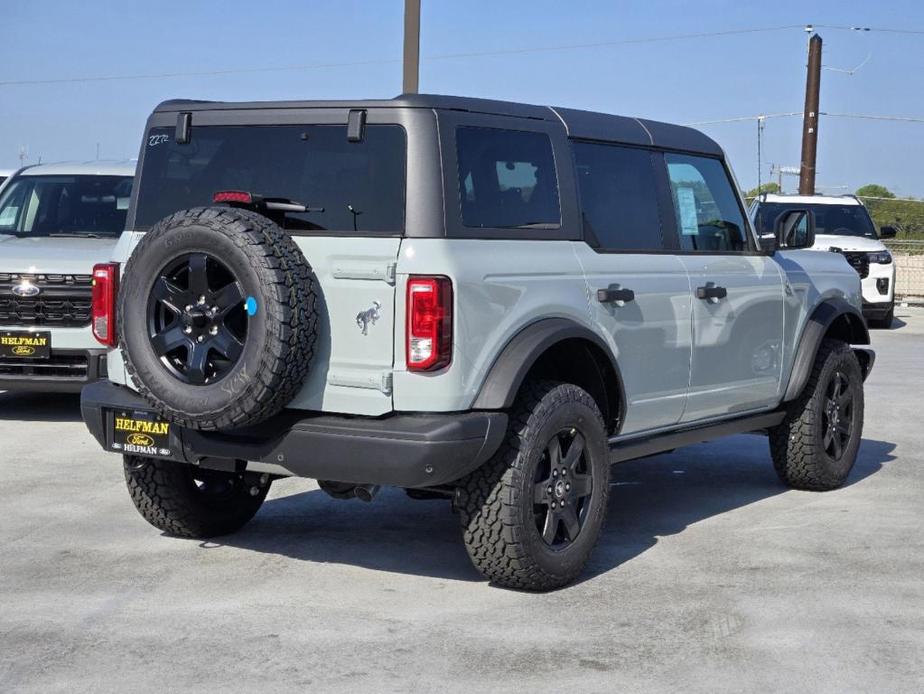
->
[0,348,107,392]
[80,380,507,488]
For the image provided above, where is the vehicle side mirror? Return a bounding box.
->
[774,209,815,250]
[880,225,897,239]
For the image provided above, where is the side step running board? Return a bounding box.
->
[608,411,786,464]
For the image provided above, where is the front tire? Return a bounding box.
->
[123,456,270,538]
[769,339,864,490]
[457,382,610,591]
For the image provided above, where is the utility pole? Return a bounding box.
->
[799,33,822,195]
[403,0,421,94]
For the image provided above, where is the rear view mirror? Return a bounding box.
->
[880,225,897,239]
[775,209,815,250]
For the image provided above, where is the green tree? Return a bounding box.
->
[855,184,895,200]
[855,185,924,239]
[744,182,780,199]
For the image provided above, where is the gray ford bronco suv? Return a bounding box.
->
[81,94,873,590]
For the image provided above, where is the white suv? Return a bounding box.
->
[752,194,897,328]
[0,161,135,391]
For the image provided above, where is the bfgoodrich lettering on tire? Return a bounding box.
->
[118,207,319,431]
[457,381,610,591]
[770,338,864,491]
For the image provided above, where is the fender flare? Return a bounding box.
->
[471,318,625,416]
[783,297,870,402]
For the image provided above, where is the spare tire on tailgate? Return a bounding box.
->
[118,206,318,431]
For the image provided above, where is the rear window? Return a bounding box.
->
[0,175,133,237]
[456,126,561,230]
[134,124,406,233]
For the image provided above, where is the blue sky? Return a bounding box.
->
[2,0,923,195]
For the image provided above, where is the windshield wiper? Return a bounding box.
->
[49,232,107,239]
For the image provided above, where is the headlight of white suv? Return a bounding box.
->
[868,251,892,264]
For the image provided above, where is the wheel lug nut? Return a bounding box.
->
[547,486,553,494]
[185,304,193,312]
[209,326,218,336]
[565,483,570,491]
[197,335,204,343]
[562,468,567,476]
[552,470,558,478]
[198,295,206,305]
[183,326,192,334]
[550,501,556,509]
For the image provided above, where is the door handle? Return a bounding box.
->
[597,285,635,304]
[696,283,727,301]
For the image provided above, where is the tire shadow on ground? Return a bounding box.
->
[0,390,82,422]
[205,434,897,586]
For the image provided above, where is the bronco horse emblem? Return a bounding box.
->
[356,301,382,335]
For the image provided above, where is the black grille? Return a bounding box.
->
[842,252,869,279]
[0,353,88,379]
[0,273,93,327]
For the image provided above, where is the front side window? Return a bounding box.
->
[573,142,663,251]
[0,175,133,237]
[456,126,560,229]
[665,153,749,252]
[135,124,406,233]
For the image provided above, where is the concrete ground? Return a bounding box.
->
[1,310,923,694]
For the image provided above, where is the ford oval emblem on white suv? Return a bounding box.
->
[11,282,40,298]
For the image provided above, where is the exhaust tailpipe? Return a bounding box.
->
[353,484,381,503]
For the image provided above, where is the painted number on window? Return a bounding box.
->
[148,134,170,147]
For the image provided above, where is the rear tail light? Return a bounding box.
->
[91,263,119,346]
[406,276,452,371]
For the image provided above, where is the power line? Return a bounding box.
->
[813,24,924,36]
[0,25,804,87]
[687,112,924,126]
[685,112,802,126]
[822,112,924,124]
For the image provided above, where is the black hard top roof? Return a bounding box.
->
[153,93,722,157]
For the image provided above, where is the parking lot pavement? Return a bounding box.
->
[1,310,922,694]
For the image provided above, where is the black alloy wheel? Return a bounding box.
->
[532,429,594,549]
[146,252,247,385]
[822,370,854,462]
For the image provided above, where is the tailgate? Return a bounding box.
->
[287,236,400,416]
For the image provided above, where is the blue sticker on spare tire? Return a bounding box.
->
[245,296,258,316]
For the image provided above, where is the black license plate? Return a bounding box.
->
[0,331,51,359]
[106,409,174,458]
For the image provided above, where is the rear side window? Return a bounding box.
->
[665,153,749,252]
[456,126,561,229]
[135,124,406,233]
[573,142,663,251]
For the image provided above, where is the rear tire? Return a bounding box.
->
[457,382,610,591]
[123,456,270,538]
[769,339,864,491]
